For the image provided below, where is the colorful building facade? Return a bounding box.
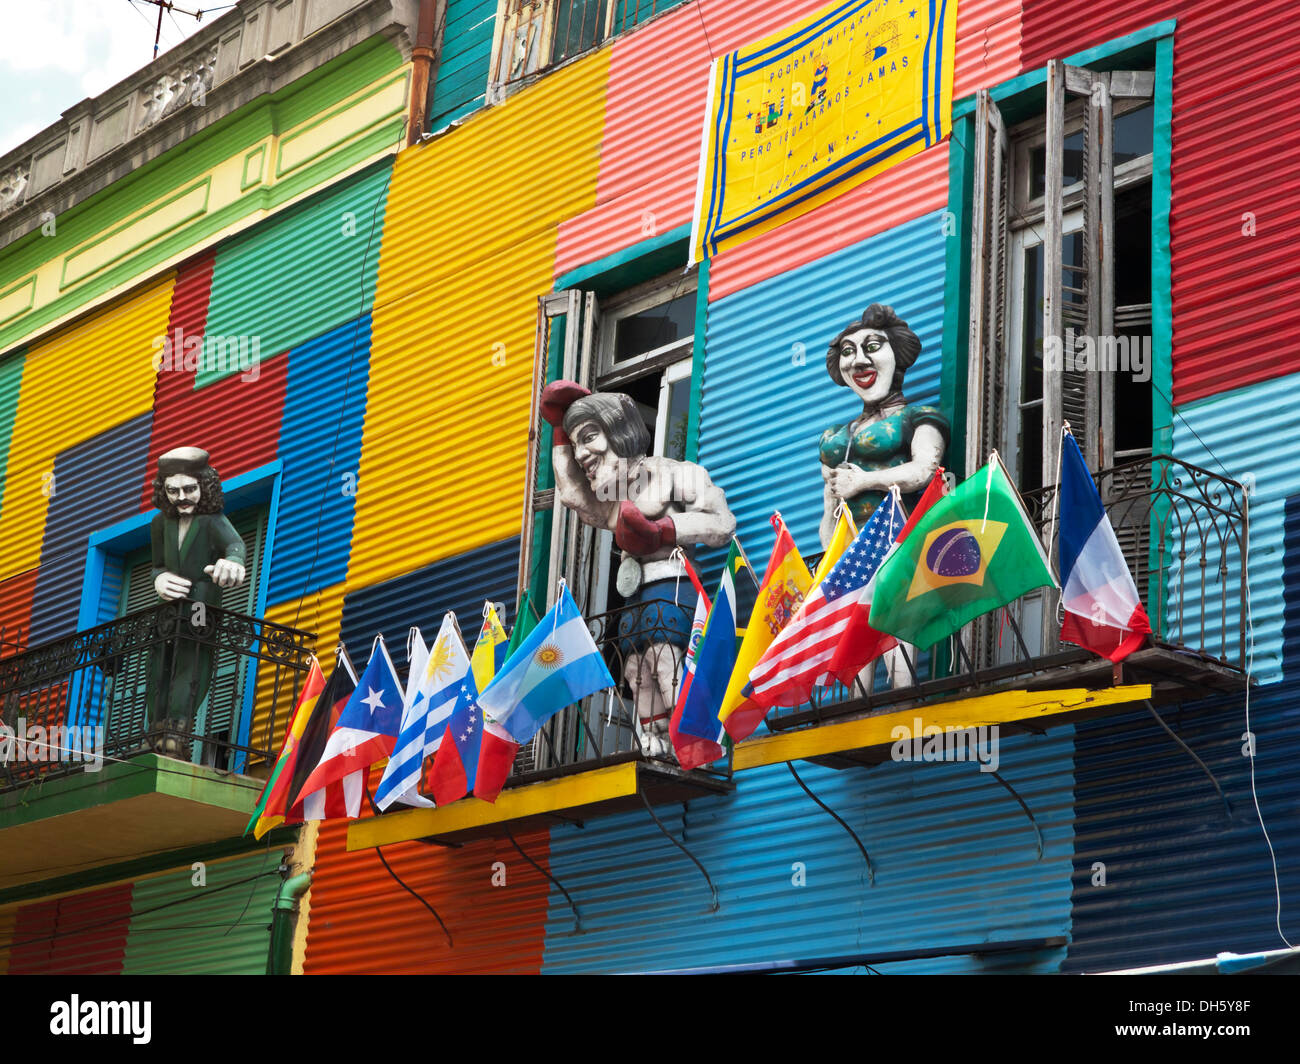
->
[0,0,1294,974]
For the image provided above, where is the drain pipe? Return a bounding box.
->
[408,0,441,143]
[266,869,312,976]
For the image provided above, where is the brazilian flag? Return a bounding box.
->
[868,456,1057,648]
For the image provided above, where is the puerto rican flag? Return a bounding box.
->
[1058,430,1151,662]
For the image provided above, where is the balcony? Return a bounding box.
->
[738,453,1249,769]
[0,601,314,890]
[351,597,734,850]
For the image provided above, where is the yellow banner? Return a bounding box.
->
[691,0,958,262]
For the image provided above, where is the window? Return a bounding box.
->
[967,62,1155,493]
[519,269,699,618]
[966,60,1157,660]
[489,0,690,91]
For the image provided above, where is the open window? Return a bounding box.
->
[966,60,1156,658]
[489,0,690,93]
[519,269,698,617]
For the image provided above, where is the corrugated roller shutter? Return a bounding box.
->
[539,732,1074,973]
[28,413,153,644]
[120,850,282,975]
[699,211,948,558]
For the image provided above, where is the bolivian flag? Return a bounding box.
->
[246,656,325,839]
[868,456,1056,649]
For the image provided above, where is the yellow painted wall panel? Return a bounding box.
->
[0,274,173,581]
[250,582,348,758]
[347,51,609,590]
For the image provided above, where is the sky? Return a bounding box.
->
[0,1,213,158]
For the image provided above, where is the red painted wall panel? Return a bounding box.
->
[0,567,38,655]
[6,882,133,974]
[1020,1,1300,404]
[140,249,286,509]
[302,769,551,974]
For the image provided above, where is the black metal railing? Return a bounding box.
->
[507,596,728,784]
[0,601,314,791]
[761,453,1248,731]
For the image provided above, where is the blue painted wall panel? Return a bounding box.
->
[1171,373,1300,684]
[338,535,521,673]
[539,728,1074,973]
[700,211,947,562]
[29,414,153,643]
[267,315,373,603]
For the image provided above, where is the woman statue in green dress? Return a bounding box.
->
[819,304,950,548]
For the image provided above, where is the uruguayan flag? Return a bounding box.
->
[374,613,470,811]
[478,586,615,745]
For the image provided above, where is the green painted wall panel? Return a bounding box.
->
[0,351,26,514]
[0,38,405,356]
[121,850,282,975]
[430,0,498,128]
[198,161,392,388]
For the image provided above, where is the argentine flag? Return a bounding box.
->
[478,585,615,745]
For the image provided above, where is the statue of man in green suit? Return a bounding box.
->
[146,447,246,754]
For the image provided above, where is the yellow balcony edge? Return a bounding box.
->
[732,684,1155,771]
[346,762,639,850]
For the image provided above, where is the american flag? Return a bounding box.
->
[748,493,905,707]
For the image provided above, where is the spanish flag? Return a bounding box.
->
[245,656,325,839]
[718,514,813,743]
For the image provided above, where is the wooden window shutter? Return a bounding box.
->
[965,88,1010,479]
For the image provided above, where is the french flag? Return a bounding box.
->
[1058,431,1152,662]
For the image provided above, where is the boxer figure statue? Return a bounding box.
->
[541,382,736,760]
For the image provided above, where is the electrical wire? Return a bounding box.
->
[0,869,281,952]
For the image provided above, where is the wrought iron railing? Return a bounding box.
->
[0,601,314,791]
[761,453,1248,732]
[508,596,729,784]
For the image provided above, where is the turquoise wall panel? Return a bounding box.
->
[200,161,392,388]
[699,211,947,562]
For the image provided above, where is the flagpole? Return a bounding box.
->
[731,534,761,590]
[1046,424,1069,581]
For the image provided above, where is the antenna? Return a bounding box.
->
[132,1,207,59]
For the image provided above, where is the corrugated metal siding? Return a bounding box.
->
[429,0,498,129]
[4,883,133,975]
[349,56,605,589]
[951,0,1021,100]
[0,275,172,582]
[0,350,26,514]
[700,211,947,555]
[1170,375,1300,685]
[0,567,37,653]
[304,769,550,974]
[338,535,520,674]
[540,733,1074,973]
[120,850,281,975]
[199,161,392,389]
[1063,681,1300,972]
[267,316,373,604]
[251,582,347,755]
[555,0,814,277]
[28,414,153,644]
[1019,0,1300,404]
